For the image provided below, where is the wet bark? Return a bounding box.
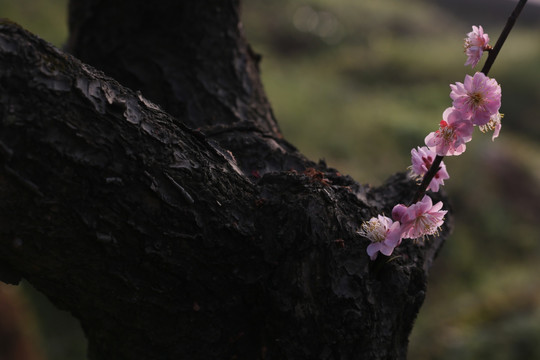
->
[0,1,451,359]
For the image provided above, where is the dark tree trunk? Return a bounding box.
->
[65,0,308,176]
[0,1,451,359]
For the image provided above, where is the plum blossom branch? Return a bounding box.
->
[413,0,527,204]
[361,1,528,260]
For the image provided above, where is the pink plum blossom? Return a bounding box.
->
[425,107,474,156]
[358,215,402,260]
[450,72,502,126]
[392,195,446,240]
[465,46,484,69]
[479,112,503,141]
[410,146,450,192]
[464,25,490,68]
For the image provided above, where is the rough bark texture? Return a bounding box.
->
[0,1,451,359]
[65,0,309,177]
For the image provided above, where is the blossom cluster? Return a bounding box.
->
[360,196,447,260]
[359,26,503,260]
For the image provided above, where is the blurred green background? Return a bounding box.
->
[1,0,540,359]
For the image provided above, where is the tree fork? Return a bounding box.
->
[65,0,310,178]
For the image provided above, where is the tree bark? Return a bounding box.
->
[0,1,451,359]
[65,0,309,177]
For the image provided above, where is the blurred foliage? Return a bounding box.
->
[2,0,540,359]
[19,281,87,360]
[0,0,68,46]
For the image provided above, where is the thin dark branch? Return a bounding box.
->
[481,0,528,76]
[413,155,443,203]
[413,0,528,204]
